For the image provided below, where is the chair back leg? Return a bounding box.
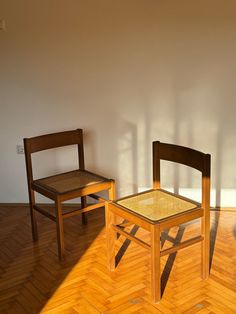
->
[81,196,88,225]
[29,189,38,241]
[109,181,116,201]
[201,211,210,279]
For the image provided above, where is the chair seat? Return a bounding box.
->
[116,189,198,222]
[32,169,109,195]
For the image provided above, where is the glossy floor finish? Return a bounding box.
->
[0,205,235,313]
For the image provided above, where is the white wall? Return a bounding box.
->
[0,0,236,206]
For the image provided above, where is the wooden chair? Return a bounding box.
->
[24,129,115,260]
[106,141,210,302]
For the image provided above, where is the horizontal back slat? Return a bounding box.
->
[153,141,209,173]
[24,129,83,153]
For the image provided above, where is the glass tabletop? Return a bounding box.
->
[116,190,197,222]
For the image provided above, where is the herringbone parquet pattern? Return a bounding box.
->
[0,205,235,313]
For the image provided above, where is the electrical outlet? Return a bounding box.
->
[17,145,24,154]
[0,19,6,31]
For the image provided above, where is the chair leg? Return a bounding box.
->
[55,199,65,260]
[201,209,210,279]
[150,224,161,303]
[105,202,116,271]
[108,180,122,225]
[29,190,38,241]
[109,180,116,201]
[81,196,87,225]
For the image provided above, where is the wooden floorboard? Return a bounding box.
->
[0,205,235,313]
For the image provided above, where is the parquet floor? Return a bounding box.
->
[0,205,235,313]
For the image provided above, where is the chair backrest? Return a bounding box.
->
[152,141,211,209]
[24,129,85,185]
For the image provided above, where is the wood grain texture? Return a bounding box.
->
[24,129,115,259]
[106,141,211,303]
[0,205,235,313]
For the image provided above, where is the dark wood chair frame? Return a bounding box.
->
[24,129,115,260]
[106,141,211,302]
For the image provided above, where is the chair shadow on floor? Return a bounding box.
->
[115,224,186,297]
[114,209,220,298]
[0,205,105,314]
[210,209,220,270]
[0,206,221,312]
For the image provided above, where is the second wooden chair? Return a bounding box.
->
[24,129,115,260]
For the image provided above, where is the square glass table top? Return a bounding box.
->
[116,190,198,222]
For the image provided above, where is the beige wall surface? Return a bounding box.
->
[0,0,236,206]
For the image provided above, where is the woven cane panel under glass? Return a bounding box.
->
[117,190,197,221]
[34,170,106,194]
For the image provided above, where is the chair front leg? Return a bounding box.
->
[55,198,65,260]
[105,202,116,271]
[150,224,161,303]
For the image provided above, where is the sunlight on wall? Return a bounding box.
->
[0,0,236,206]
[117,120,138,197]
[116,111,236,207]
